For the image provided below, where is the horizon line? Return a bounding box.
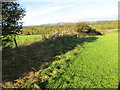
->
[22,19,118,27]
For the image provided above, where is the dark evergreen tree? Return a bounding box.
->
[2,1,25,48]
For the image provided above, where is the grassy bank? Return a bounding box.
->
[2,33,118,88]
[43,33,118,88]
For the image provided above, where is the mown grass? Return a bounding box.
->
[2,33,118,88]
[40,33,118,88]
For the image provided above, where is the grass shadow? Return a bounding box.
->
[2,35,98,82]
[118,81,120,90]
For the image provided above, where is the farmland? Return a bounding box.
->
[2,21,119,88]
[2,0,118,89]
[44,33,118,88]
[15,35,43,46]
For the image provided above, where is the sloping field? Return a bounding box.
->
[2,33,118,88]
[42,33,118,88]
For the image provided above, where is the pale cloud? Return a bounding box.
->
[23,7,117,26]
[20,0,95,3]
[20,0,118,26]
[20,0,119,3]
[24,7,63,20]
[23,4,74,20]
[22,4,74,25]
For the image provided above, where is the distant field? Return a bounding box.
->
[88,20,117,31]
[15,35,43,46]
[21,20,117,35]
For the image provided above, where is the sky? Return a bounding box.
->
[19,0,119,26]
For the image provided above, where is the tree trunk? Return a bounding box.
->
[13,37,18,48]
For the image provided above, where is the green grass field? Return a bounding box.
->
[3,33,118,88]
[15,35,43,46]
[40,33,118,88]
[2,35,43,48]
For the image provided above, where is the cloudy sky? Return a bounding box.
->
[19,0,119,26]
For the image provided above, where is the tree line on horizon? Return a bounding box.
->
[88,20,118,30]
[21,21,105,35]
